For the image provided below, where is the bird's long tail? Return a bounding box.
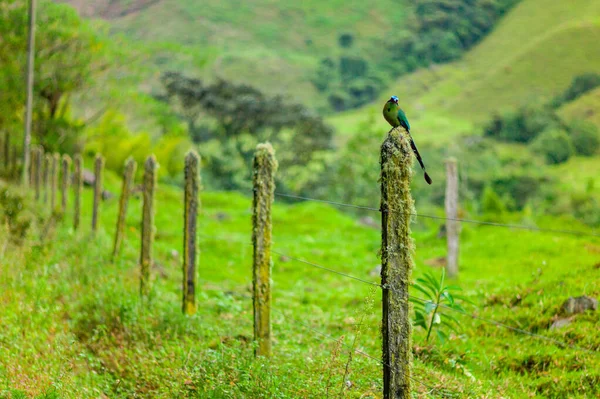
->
[408,134,432,185]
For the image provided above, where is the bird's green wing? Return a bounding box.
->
[397,108,410,131]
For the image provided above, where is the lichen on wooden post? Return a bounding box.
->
[380,128,414,399]
[445,158,459,278]
[61,154,72,215]
[50,153,59,211]
[112,157,137,260]
[73,154,83,230]
[140,155,157,299]
[34,147,43,200]
[252,142,277,357]
[182,151,201,315]
[43,153,51,203]
[92,154,104,233]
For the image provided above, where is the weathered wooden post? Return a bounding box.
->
[445,158,459,278]
[73,154,83,230]
[252,143,277,357]
[34,147,43,200]
[92,154,104,233]
[61,154,71,214]
[43,153,51,203]
[50,153,59,211]
[380,128,414,399]
[112,157,137,260]
[182,151,200,315]
[140,155,157,298]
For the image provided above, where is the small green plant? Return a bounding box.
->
[411,269,465,344]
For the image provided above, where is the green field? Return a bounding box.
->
[1,158,599,397]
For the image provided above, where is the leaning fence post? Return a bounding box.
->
[73,154,83,230]
[61,154,71,215]
[50,153,59,212]
[140,155,157,299]
[182,151,200,315]
[34,147,43,200]
[445,158,459,278]
[252,143,277,357]
[380,128,414,399]
[92,154,104,233]
[43,153,51,203]
[112,157,137,260]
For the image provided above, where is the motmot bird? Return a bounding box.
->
[383,95,432,185]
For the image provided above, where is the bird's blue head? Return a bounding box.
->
[389,95,399,104]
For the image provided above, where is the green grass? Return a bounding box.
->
[1,163,599,398]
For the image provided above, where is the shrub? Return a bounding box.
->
[551,73,600,108]
[483,104,560,143]
[481,185,506,215]
[569,119,600,156]
[531,128,574,164]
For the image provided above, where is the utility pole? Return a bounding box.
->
[22,0,36,186]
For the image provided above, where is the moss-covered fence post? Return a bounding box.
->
[50,153,59,211]
[252,143,277,357]
[92,154,104,233]
[34,146,43,200]
[140,155,157,299]
[73,154,83,230]
[43,153,51,203]
[182,151,200,315]
[61,154,71,215]
[380,129,414,399]
[112,157,137,260]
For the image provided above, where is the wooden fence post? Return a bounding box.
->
[73,154,83,230]
[140,155,157,298]
[183,151,200,315]
[445,158,459,278]
[43,153,51,203]
[252,143,277,357]
[92,154,104,233]
[380,129,414,399]
[50,153,59,211]
[112,157,137,260]
[61,154,71,215]
[34,147,43,200]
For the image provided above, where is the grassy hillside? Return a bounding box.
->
[330,0,600,137]
[1,157,600,397]
[58,0,409,108]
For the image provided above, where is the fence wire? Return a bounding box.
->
[273,192,600,239]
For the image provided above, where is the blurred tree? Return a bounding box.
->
[531,128,574,164]
[569,119,600,156]
[0,0,107,152]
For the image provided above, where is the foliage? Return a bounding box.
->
[0,0,108,153]
[483,103,561,143]
[551,73,600,109]
[531,128,574,165]
[568,119,600,156]
[411,269,465,344]
[387,0,520,73]
[480,185,507,215]
[159,72,333,191]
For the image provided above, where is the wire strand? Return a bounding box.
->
[273,191,600,238]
